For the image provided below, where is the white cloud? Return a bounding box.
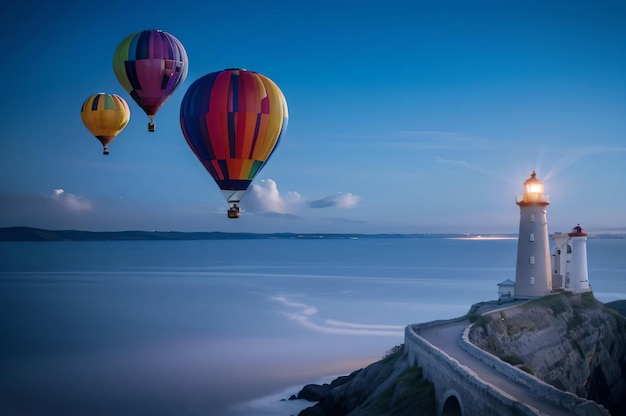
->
[51,189,93,212]
[309,193,361,209]
[0,190,96,229]
[243,179,360,214]
[243,179,304,214]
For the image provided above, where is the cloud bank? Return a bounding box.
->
[0,189,95,229]
[0,180,364,231]
[309,193,361,209]
[242,179,361,215]
[51,189,93,212]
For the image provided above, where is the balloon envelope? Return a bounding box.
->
[180,68,288,207]
[80,93,130,154]
[112,30,188,127]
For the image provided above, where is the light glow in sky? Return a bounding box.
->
[1,0,625,234]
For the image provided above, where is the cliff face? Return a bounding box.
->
[296,347,436,416]
[469,292,626,415]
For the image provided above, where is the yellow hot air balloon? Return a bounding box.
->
[80,93,130,155]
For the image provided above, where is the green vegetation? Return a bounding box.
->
[581,291,599,308]
[524,294,567,315]
[473,314,492,330]
[500,354,524,366]
[519,365,535,375]
[360,367,436,416]
[500,354,534,375]
[382,344,404,362]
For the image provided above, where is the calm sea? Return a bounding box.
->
[1,237,624,416]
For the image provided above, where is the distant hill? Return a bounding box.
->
[1,227,621,242]
[605,300,626,317]
[0,226,479,242]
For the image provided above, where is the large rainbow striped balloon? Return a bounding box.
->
[180,68,288,217]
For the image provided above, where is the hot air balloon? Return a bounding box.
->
[80,93,130,155]
[112,30,188,132]
[180,68,289,218]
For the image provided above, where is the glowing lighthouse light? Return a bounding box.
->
[526,181,543,194]
[518,171,548,204]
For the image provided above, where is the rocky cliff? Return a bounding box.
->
[293,346,436,416]
[468,292,626,415]
[293,293,626,416]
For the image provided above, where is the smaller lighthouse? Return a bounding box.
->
[514,171,552,299]
[567,224,591,292]
[551,225,591,292]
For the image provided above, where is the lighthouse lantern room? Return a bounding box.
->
[514,171,552,299]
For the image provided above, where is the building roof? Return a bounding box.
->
[569,224,587,237]
[497,279,515,286]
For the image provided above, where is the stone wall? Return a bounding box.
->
[459,325,609,415]
[405,324,539,416]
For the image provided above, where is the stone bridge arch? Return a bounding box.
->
[440,389,463,416]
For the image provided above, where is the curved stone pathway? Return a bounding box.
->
[419,320,578,416]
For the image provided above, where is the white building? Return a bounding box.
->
[514,171,552,299]
[551,224,591,293]
[497,279,516,301]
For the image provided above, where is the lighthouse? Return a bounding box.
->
[567,224,591,292]
[551,224,591,292]
[514,171,552,298]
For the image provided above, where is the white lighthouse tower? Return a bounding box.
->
[551,224,591,292]
[567,224,591,292]
[514,171,552,298]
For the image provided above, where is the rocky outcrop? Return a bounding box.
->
[292,294,626,416]
[293,346,436,416]
[469,292,626,415]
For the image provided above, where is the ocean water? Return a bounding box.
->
[0,237,624,416]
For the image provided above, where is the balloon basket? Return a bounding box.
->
[148,121,155,132]
[103,148,109,155]
[227,207,240,219]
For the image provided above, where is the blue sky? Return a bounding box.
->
[1,0,625,234]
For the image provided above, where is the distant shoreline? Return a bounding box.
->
[0,226,623,242]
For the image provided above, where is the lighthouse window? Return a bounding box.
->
[529,233,535,242]
[529,256,535,264]
[529,213,535,222]
[530,276,535,285]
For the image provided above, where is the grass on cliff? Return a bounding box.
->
[523,292,600,316]
[359,366,436,416]
[350,346,436,416]
[524,294,568,315]
[500,355,535,375]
